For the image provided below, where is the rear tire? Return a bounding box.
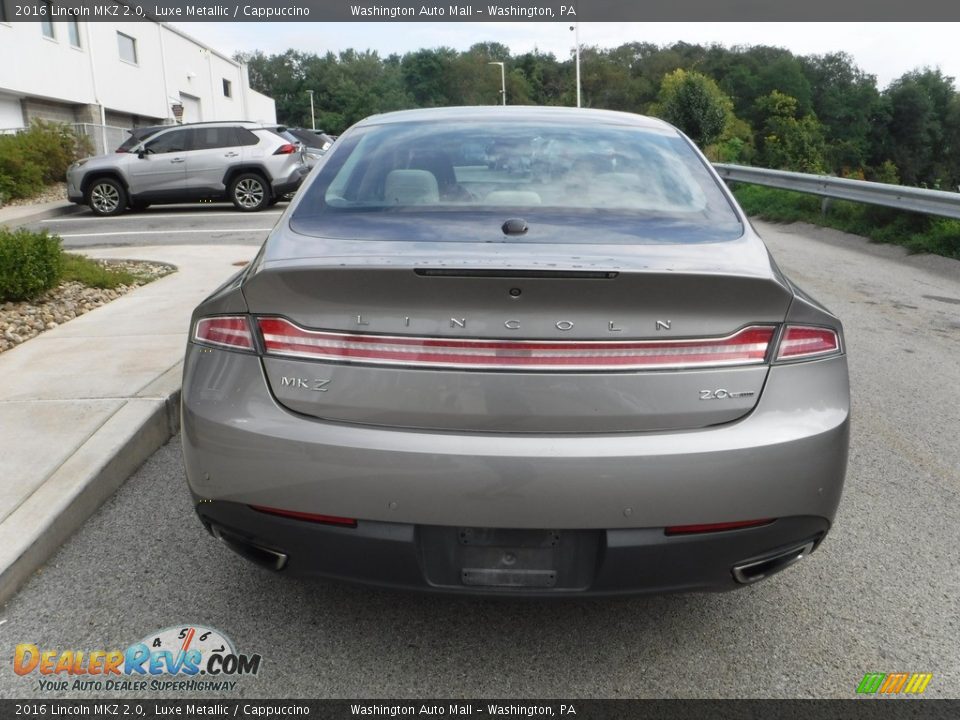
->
[87,178,127,216]
[229,173,270,212]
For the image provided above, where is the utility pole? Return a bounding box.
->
[571,23,582,108]
[488,61,506,106]
[306,89,316,131]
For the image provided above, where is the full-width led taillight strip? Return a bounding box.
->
[256,317,776,371]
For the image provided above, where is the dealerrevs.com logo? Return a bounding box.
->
[14,625,261,693]
[856,673,934,696]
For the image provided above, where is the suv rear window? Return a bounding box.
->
[190,126,239,150]
[291,120,742,244]
[288,128,334,150]
[236,128,260,146]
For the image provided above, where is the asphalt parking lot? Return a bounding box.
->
[29,203,281,248]
[1,213,958,699]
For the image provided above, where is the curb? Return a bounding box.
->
[0,202,84,229]
[0,363,182,607]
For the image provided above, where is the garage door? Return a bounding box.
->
[179,93,202,124]
[0,94,24,132]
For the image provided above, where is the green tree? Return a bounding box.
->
[883,69,956,186]
[801,52,882,173]
[400,48,461,107]
[754,91,827,173]
[655,69,732,148]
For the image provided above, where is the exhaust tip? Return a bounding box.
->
[732,539,816,584]
[211,526,288,571]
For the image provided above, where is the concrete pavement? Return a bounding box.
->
[0,244,257,605]
[0,200,81,229]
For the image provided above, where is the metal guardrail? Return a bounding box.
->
[713,163,960,221]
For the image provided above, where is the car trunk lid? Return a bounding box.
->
[243,239,792,433]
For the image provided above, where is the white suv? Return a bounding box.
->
[67,122,309,216]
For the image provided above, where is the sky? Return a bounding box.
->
[172,22,958,90]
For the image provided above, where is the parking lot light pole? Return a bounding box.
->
[488,62,506,106]
[306,89,316,131]
[570,23,581,108]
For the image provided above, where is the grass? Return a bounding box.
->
[60,253,140,289]
[732,185,960,261]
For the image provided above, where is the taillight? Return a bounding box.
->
[257,318,775,371]
[193,316,255,351]
[250,505,357,528]
[776,325,840,361]
[273,143,297,155]
[665,518,775,535]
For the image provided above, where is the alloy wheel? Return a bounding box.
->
[91,183,120,214]
[235,179,265,209]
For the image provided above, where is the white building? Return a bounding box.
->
[0,15,276,153]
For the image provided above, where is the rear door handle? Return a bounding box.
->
[224,152,239,158]
[170,157,185,164]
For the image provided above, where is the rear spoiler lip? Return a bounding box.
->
[254,254,783,282]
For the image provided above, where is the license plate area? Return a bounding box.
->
[419,526,601,591]
[459,528,560,588]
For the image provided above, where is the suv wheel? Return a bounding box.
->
[87,178,127,216]
[230,173,270,212]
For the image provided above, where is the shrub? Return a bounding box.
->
[61,253,138,289]
[0,121,93,201]
[732,185,960,261]
[0,227,64,301]
[0,144,45,201]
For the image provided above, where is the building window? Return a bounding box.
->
[67,17,81,47]
[117,32,137,65]
[222,79,232,98]
[40,2,54,38]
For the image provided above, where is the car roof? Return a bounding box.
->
[147,121,277,133]
[354,106,677,132]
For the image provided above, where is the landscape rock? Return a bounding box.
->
[0,259,175,353]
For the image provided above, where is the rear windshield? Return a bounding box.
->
[288,128,334,150]
[290,120,743,244]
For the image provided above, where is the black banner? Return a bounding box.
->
[4,0,960,22]
[1,700,959,720]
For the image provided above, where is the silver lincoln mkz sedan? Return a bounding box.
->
[182,107,849,595]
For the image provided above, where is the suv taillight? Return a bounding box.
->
[776,325,840,361]
[273,144,298,155]
[193,316,255,352]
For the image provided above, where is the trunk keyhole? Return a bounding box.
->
[501,218,528,235]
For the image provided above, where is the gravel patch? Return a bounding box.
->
[0,259,175,353]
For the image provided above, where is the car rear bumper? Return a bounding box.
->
[195,501,829,595]
[182,347,848,593]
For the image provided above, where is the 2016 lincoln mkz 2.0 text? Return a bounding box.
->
[181,106,849,596]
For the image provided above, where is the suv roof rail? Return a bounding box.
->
[168,120,261,127]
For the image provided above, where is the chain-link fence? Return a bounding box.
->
[0,123,131,154]
[71,123,132,156]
